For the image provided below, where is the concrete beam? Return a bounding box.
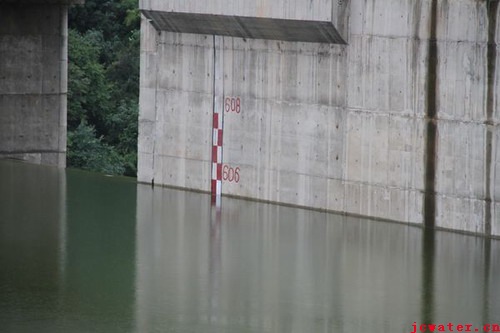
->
[142,11,344,44]
[140,0,348,44]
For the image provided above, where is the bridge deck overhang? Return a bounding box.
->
[139,0,348,44]
[142,10,346,44]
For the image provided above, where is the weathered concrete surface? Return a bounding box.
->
[140,0,337,21]
[0,1,82,166]
[139,0,500,237]
[140,0,348,44]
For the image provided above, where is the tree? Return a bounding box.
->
[68,29,112,132]
[67,0,139,176]
[67,122,125,175]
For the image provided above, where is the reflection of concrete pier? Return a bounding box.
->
[482,238,491,325]
[421,228,435,326]
[135,187,500,332]
[0,161,67,324]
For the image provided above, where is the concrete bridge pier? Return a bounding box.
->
[138,0,500,236]
[0,0,83,167]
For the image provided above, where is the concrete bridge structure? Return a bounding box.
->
[138,0,500,236]
[0,0,83,167]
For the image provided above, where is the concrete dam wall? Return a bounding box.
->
[138,0,500,236]
[0,0,83,167]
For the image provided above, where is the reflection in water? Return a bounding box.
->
[421,228,435,326]
[209,206,222,325]
[136,185,500,333]
[63,168,136,332]
[0,160,67,332]
[0,159,499,332]
[431,232,500,327]
[482,238,491,325]
[0,160,136,333]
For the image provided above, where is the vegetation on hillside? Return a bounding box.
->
[67,0,140,176]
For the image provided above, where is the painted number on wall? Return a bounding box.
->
[225,97,241,114]
[223,164,240,183]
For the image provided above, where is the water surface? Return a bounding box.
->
[0,159,498,332]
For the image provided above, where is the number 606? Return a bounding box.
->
[222,165,240,183]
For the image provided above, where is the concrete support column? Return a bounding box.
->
[0,1,82,167]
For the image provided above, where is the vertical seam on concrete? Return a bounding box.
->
[151,30,160,185]
[485,0,498,236]
[60,4,68,167]
[277,44,284,203]
[341,46,348,214]
[411,0,422,114]
[58,5,63,166]
[57,5,60,164]
[326,48,333,211]
[423,0,439,228]
[213,35,217,123]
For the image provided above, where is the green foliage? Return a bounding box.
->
[104,99,138,176]
[67,122,125,175]
[68,30,112,132]
[67,0,139,176]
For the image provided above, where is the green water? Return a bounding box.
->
[0,159,499,333]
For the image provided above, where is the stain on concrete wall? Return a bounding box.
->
[485,0,499,235]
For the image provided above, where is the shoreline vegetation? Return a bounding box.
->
[67,0,140,177]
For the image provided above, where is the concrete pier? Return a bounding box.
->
[138,0,500,236]
[0,0,83,167]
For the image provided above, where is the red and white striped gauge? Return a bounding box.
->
[211,111,223,206]
[210,37,242,206]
